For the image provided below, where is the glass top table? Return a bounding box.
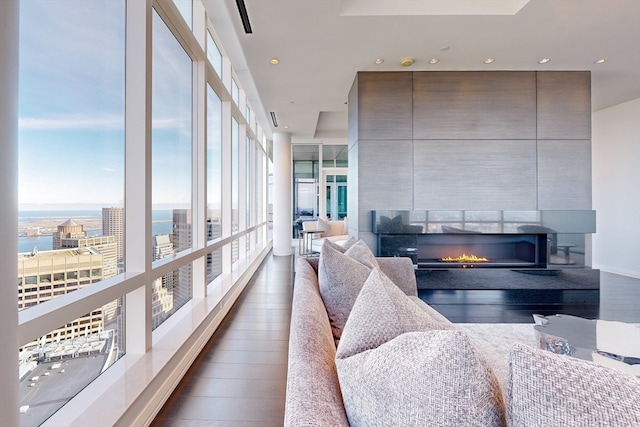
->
[533,314,640,376]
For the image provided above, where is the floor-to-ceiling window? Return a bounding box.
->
[151,7,193,329]
[17,2,126,424]
[13,0,270,424]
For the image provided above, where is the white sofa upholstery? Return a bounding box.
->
[303,218,349,253]
[285,242,640,426]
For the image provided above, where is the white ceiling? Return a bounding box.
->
[204,0,640,146]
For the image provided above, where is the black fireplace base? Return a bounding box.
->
[415,268,600,290]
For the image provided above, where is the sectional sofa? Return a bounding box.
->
[284,239,640,426]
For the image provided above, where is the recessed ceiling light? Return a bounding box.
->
[401,57,415,67]
[594,58,607,64]
[483,58,495,64]
[429,58,440,64]
[270,58,280,65]
[374,58,384,64]
[538,57,551,64]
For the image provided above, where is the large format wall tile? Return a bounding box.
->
[413,71,537,140]
[537,140,592,209]
[537,71,591,140]
[413,140,538,210]
[357,72,413,140]
[357,139,414,228]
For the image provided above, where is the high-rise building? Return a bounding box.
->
[18,245,112,348]
[207,216,222,283]
[102,207,124,266]
[52,219,86,250]
[152,234,176,329]
[172,209,192,311]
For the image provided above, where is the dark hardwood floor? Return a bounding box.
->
[151,250,640,426]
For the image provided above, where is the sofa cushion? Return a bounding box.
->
[318,240,376,341]
[508,343,640,427]
[337,331,506,427]
[336,268,443,359]
[335,268,505,427]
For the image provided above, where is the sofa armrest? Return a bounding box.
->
[285,258,350,426]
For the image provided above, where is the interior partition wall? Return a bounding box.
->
[348,71,592,258]
[8,0,272,425]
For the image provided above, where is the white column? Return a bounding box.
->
[0,0,19,423]
[272,132,292,256]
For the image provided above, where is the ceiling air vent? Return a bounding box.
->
[235,0,253,34]
[270,112,278,127]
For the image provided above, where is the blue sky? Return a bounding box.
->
[18,1,194,209]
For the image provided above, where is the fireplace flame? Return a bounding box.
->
[440,253,489,263]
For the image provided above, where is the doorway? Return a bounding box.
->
[321,168,347,220]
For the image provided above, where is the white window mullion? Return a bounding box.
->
[192,57,207,298]
[125,0,153,354]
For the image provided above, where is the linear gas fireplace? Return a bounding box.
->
[372,209,596,272]
[416,233,547,269]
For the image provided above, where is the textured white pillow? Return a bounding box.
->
[508,343,640,427]
[337,331,506,427]
[336,268,505,427]
[318,241,374,341]
[336,268,442,359]
[344,240,379,270]
[317,217,330,233]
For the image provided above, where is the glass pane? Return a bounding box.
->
[18,0,125,260]
[19,298,123,426]
[207,85,222,283]
[206,31,223,78]
[151,264,192,330]
[246,135,251,228]
[323,144,348,167]
[232,118,239,235]
[172,0,192,29]
[152,9,192,252]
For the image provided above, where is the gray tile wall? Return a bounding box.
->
[348,71,592,243]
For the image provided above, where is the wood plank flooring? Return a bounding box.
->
[151,251,640,426]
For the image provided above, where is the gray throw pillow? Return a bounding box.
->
[323,236,357,254]
[344,240,379,270]
[335,268,505,427]
[508,343,640,427]
[336,267,442,359]
[337,331,506,427]
[318,241,374,341]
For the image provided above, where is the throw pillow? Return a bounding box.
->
[317,217,330,233]
[344,240,379,270]
[323,236,357,254]
[341,235,357,250]
[337,331,506,427]
[318,241,374,341]
[508,343,640,427]
[336,267,443,359]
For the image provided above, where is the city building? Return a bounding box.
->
[1,0,638,426]
[17,243,115,348]
[51,219,85,250]
[102,207,124,267]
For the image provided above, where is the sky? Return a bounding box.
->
[18,0,204,210]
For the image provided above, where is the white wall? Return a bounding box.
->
[592,98,640,277]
